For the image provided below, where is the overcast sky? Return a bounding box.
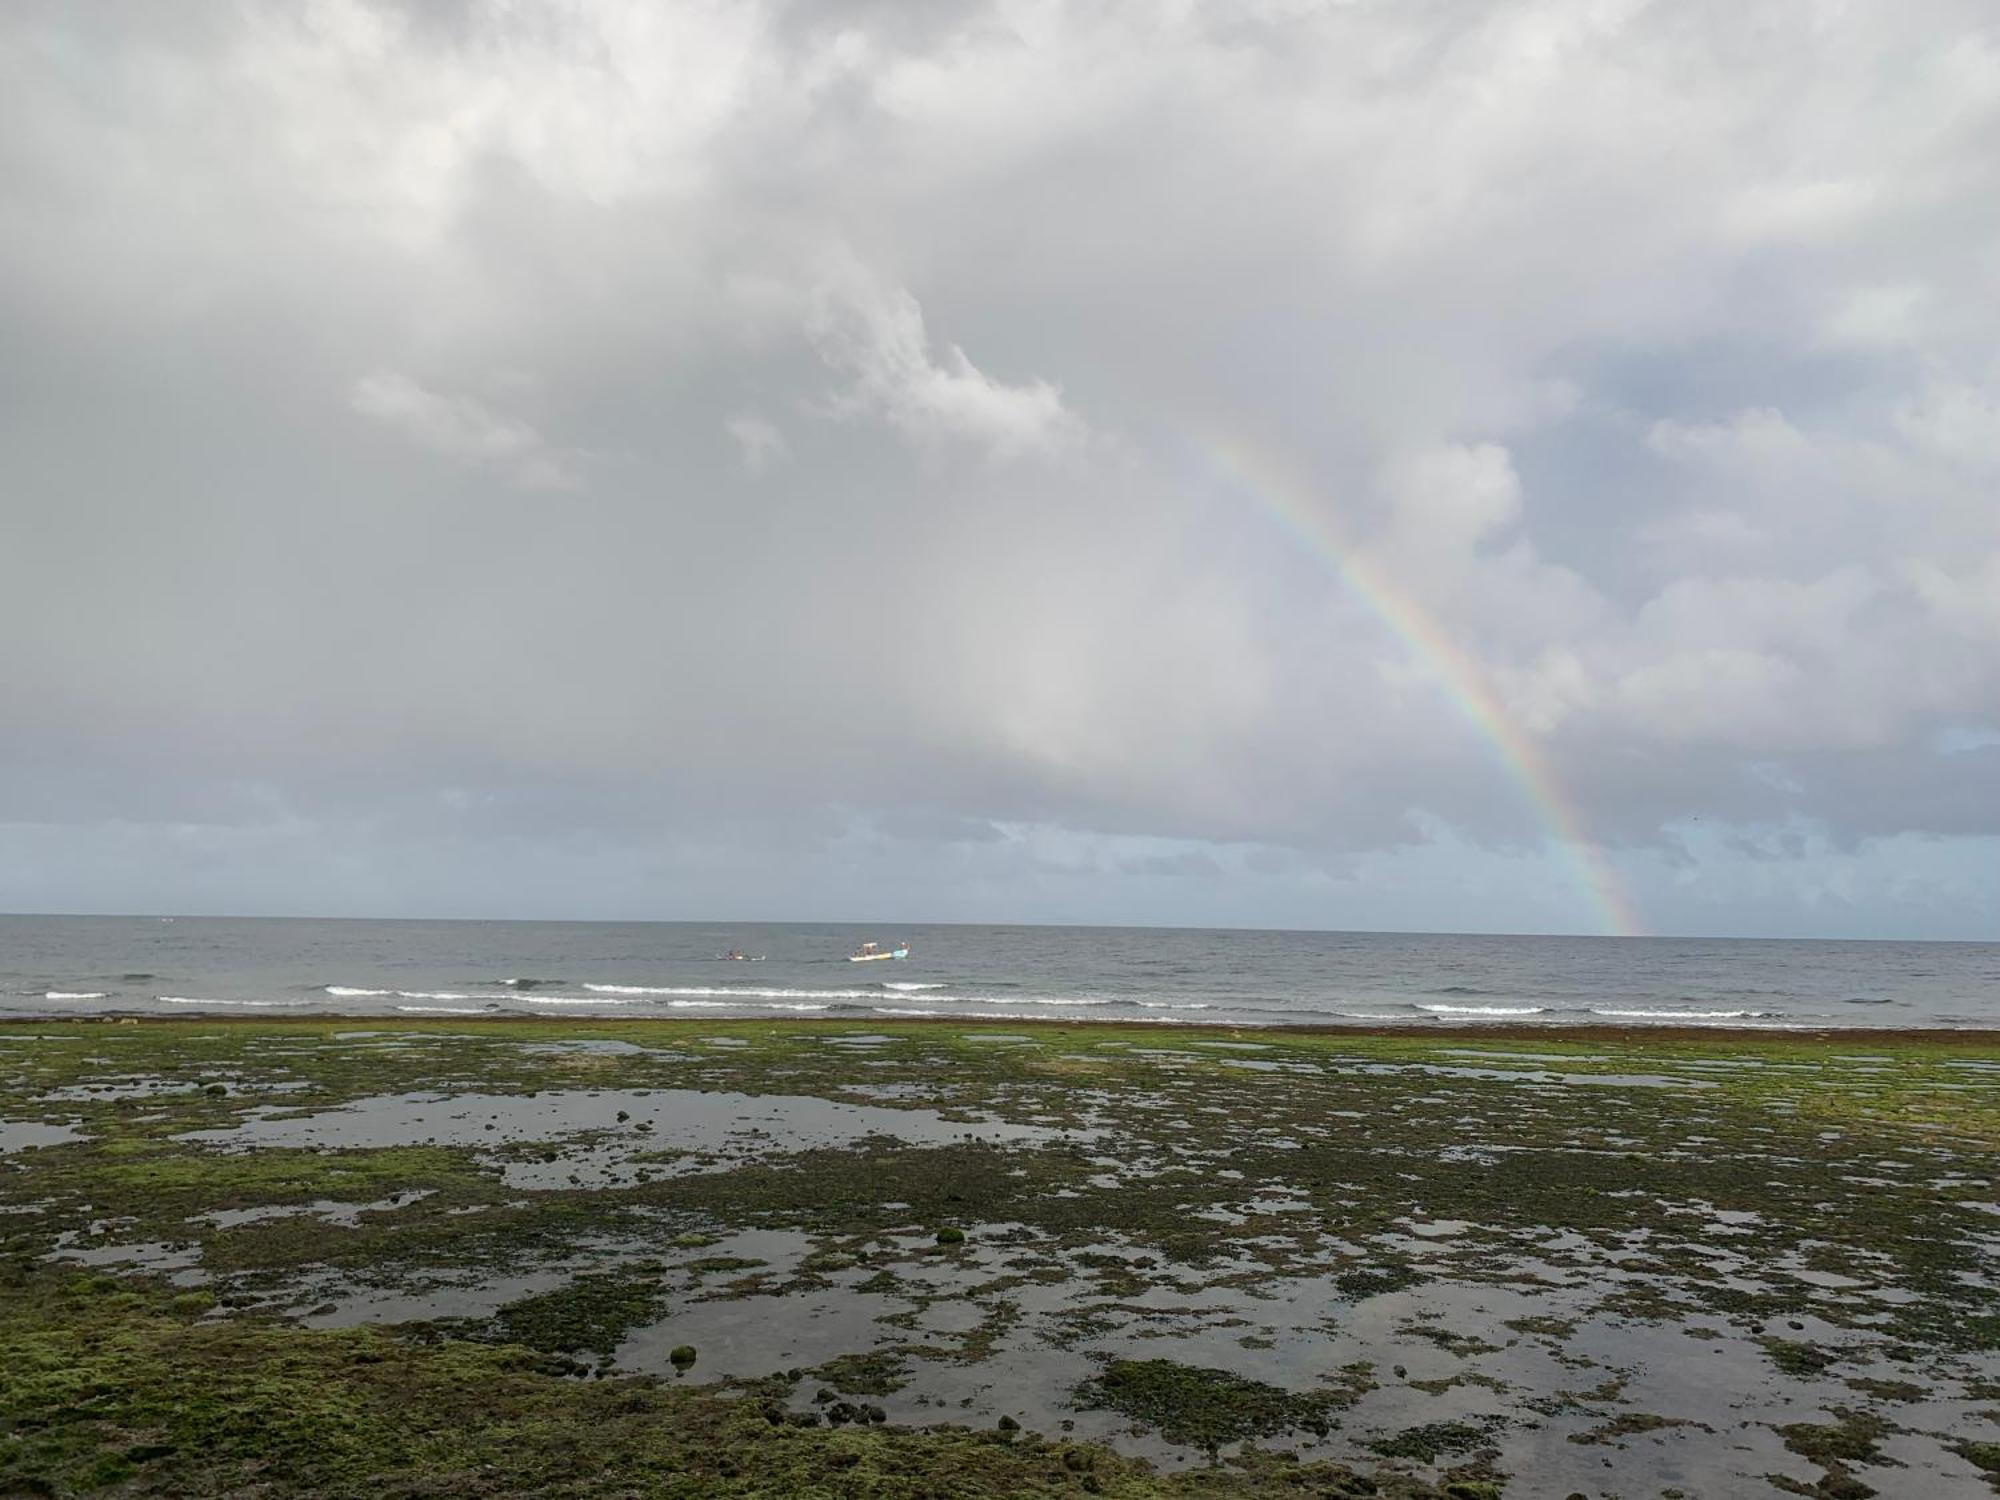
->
[3,1,1997,938]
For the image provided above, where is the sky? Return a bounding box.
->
[2,1,1997,939]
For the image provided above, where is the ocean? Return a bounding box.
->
[1,915,1995,1029]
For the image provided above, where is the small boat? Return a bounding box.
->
[848,941,910,963]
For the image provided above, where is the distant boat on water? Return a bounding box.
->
[848,941,910,963]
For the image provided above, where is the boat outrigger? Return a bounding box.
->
[848,941,910,963]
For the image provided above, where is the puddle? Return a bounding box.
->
[520,1039,688,1059]
[193,1190,436,1230]
[182,1087,1094,1189]
[1,1119,86,1153]
[49,1235,208,1285]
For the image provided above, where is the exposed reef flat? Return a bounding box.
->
[3,1018,1996,1497]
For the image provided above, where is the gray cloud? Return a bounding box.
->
[1,0,1996,935]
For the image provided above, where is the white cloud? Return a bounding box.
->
[807,258,1082,460]
[349,371,583,491]
[1895,378,2000,471]
[725,413,789,476]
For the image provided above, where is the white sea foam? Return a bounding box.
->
[583,983,878,1000]
[882,982,947,992]
[45,991,108,1001]
[1416,1004,1547,1016]
[983,995,1115,1007]
[396,991,485,1001]
[325,986,392,997]
[395,1004,488,1015]
[1591,1008,1771,1020]
[873,1007,947,1016]
[158,996,309,1008]
[1137,1000,1212,1010]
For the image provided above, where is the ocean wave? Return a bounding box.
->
[158,996,310,1008]
[326,986,491,1002]
[582,983,878,1000]
[991,995,1116,1007]
[1590,1007,1777,1020]
[501,978,567,988]
[882,981,947,992]
[45,991,108,1001]
[1137,1000,1212,1010]
[1416,1003,1548,1016]
[872,1007,947,1016]
[395,1004,490,1015]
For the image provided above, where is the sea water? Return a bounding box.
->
[2,915,1995,1028]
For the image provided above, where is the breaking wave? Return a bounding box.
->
[326,986,501,1002]
[1589,1008,1780,1020]
[583,983,879,1000]
[45,991,108,1001]
[1416,1003,1548,1016]
[158,996,310,1008]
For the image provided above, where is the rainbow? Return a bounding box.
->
[1193,434,1643,938]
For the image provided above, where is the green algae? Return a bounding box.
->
[493,1267,668,1356]
[1073,1358,1364,1451]
[812,1351,911,1396]
[3,1017,1997,1497]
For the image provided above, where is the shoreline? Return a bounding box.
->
[9,1010,1999,1047]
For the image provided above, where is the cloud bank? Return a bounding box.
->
[1,0,1995,936]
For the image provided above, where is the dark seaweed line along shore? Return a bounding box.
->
[3,1018,1997,1498]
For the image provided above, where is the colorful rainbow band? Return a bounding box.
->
[1193,435,1643,938]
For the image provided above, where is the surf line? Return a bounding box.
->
[1193,433,1643,938]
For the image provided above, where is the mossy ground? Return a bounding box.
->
[2,1018,1997,1496]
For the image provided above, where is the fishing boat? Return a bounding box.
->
[848,941,910,963]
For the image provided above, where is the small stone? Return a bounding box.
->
[936,1226,967,1246]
